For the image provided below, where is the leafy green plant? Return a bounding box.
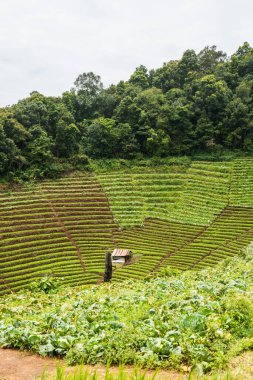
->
[29,275,63,294]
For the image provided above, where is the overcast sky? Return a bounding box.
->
[0,0,253,106]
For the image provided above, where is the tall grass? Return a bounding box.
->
[41,366,242,380]
[41,366,158,380]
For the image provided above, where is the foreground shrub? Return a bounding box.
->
[28,276,63,294]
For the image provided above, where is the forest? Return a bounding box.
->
[1,42,253,180]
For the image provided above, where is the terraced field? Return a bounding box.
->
[1,158,253,293]
[0,174,118,295]
[113,219,203,281]
[111,206,253,281]
[97,164,188,228]
[169,161,232,225]
[98,161,232,227]
[230,158,253,207]
[160,206,253,270]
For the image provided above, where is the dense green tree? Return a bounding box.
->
[177,49,199,85]
[96,85,120,118]
[129,65,150,89]
[14,92,49,129]
[73,72,103,120]
[116,123,139,158]
[198,45,227,74]
[135,88,165,128]
[151,60,179,92]
[55,122,80,158]
[26,126,53,166]
[74,72,103,98]
[84,117,118,157]
[0,125,23,174]
[0,111,30,146]
[145,128,171,156]
[191,75,232,147]
[163,89,195,152]
[224,98,251,149]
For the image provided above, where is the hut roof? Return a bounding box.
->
[112,249,131,257]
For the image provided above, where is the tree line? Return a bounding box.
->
[1,42,253,179]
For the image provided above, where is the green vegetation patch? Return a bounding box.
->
[230,159,253,207]
[162,206,253,271]
[96,163,189,228]
[168,162,232,226]
[1,159,253,295]
[96,161,232,228]
[0,173,119,295]
[1,251,253,373]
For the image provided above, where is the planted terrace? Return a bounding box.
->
[96,163,188,228]
[0,174,118,295]
[1,159,253,293]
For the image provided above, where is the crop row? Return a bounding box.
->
[111,206,253,281]
[1,161,253,293]
[230,159,253,207]
[0,174,120,294]
[96,161,236,228]
[97,168,187,228]
[160,206,253,270]
[112,219,203,280]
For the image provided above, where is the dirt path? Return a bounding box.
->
[0,348,61,380]
[0,348,188,380]
[1,348,252,380]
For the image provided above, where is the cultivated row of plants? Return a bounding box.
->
[112,219,202,281]
[230,159,253,207]
[1,159,253,294]
[42,364,250,380]
[98,162,217,228]
[0,173,118,295]
[168,162,232,226]
[97,159,253,228]
[162,206,253,271]
[112,205,253,281]
[96,163,188,228]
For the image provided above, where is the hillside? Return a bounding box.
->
[1,158,253,295]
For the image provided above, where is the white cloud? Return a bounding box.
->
[0,0,252,106]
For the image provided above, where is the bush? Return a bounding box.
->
[223,295,253,338]
[29,275,63,294]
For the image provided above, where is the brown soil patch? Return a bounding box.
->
[0,348,61,380]
[0,348,188,380]
[2,348,252,380]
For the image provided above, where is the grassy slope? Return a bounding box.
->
[0,158,253,293]
[0,173,118,295]
[96,164,188,228]
[95,161,233,227]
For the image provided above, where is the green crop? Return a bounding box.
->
[1,249,253,373]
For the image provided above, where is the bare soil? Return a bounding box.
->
[0,348,61,380]
[1,348,253,380]
[0,348,187,380]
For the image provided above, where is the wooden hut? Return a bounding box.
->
[111,249,132,264]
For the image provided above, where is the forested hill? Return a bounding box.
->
[1,42,253,180]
